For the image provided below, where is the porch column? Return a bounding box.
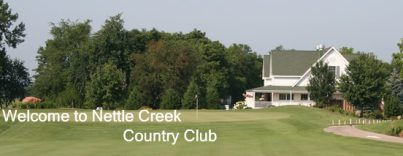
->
[290,91,292,105]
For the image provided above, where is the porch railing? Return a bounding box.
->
[255,101,272,108]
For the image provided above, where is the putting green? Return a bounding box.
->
[1,106,402,156]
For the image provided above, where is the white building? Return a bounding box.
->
[244,46,357,109]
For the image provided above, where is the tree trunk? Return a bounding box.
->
[108,101,110,110]
[71,101,74,109]
[360,107,364,118]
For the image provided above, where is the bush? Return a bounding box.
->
[38,101,58,109]
[337,108,344,114]
[125,87,144,110]
[373,110,384,119]
[138,106,153,110]
[314,102,324,108]
[385,124,403,136]
[384,96,402,118]
[234,101,247,110]
[181,81,200,109]
[160,89,181,109]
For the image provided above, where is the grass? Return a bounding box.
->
[0,106,403,156]
[358,119,403,134]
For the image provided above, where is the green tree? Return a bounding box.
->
[339,53,388,117]
[206,86,219,109]
[0,56,31,108]
[269,45,295,52]
[339,47,354,54]
[306,61,336,106]
[384,96,402,118]
[86,61,125,110]
[131,40,200,108]
[32,19,92,101]
[125,86,144,110]
[226,44,263,102]
[160,89,181,109]
[391,39,403,77]
[182,81,200,109]
[389,69,403,104]
[0,0,29,109]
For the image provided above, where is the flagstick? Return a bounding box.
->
[196,96,198,119]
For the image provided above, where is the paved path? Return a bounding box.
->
[324,125,403,144]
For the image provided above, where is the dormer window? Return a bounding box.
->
[328,66,340,78]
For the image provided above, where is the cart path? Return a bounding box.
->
[324,125,403,144]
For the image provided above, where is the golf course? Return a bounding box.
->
[0,106,402,156]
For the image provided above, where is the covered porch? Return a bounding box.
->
[244,86,315,109]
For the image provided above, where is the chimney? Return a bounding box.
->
[316,44,325,57]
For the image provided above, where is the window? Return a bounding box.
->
[280,94,294,100]
[301,94,308,100]
[279,94,287,100]
[328,66,340,78]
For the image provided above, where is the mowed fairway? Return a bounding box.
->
[1,106,402,156]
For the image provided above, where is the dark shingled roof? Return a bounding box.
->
[263,55,270,77]
[271,50,319,76]
[262,49,359,76]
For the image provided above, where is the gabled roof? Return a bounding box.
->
[265,50,320,76]
[263,48,359,77]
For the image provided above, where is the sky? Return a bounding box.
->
[5,0,403,77]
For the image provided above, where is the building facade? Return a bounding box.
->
[244,46,357,109]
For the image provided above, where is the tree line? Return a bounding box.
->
[30,14,263,109]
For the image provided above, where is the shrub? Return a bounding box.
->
[373,110,384,119]
[314,102,324,108]
[125,87,144,110]
[160,89,181,109]
[234,101,247,110]
[138,106,153,110]
[384,96,402,118]
[181,81,200,109]
[337,108,344,114]
[385,124,403,136]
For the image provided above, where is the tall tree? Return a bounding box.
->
[226,44,263,102]
[32,19,92,101]
[0,0,29,109]
[306,61,336,107]
[85,61,125,110]
[131,40,200,108]
[0,56,31,108]
[392,39,403,77]
[389,69,403,104]
[339,53,388,117]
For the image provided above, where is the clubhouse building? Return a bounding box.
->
[244,45,358,109]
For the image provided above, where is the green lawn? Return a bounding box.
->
[358,118,403,134]
[1,106,402,156]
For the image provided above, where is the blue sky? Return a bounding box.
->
[6,0,403,77]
